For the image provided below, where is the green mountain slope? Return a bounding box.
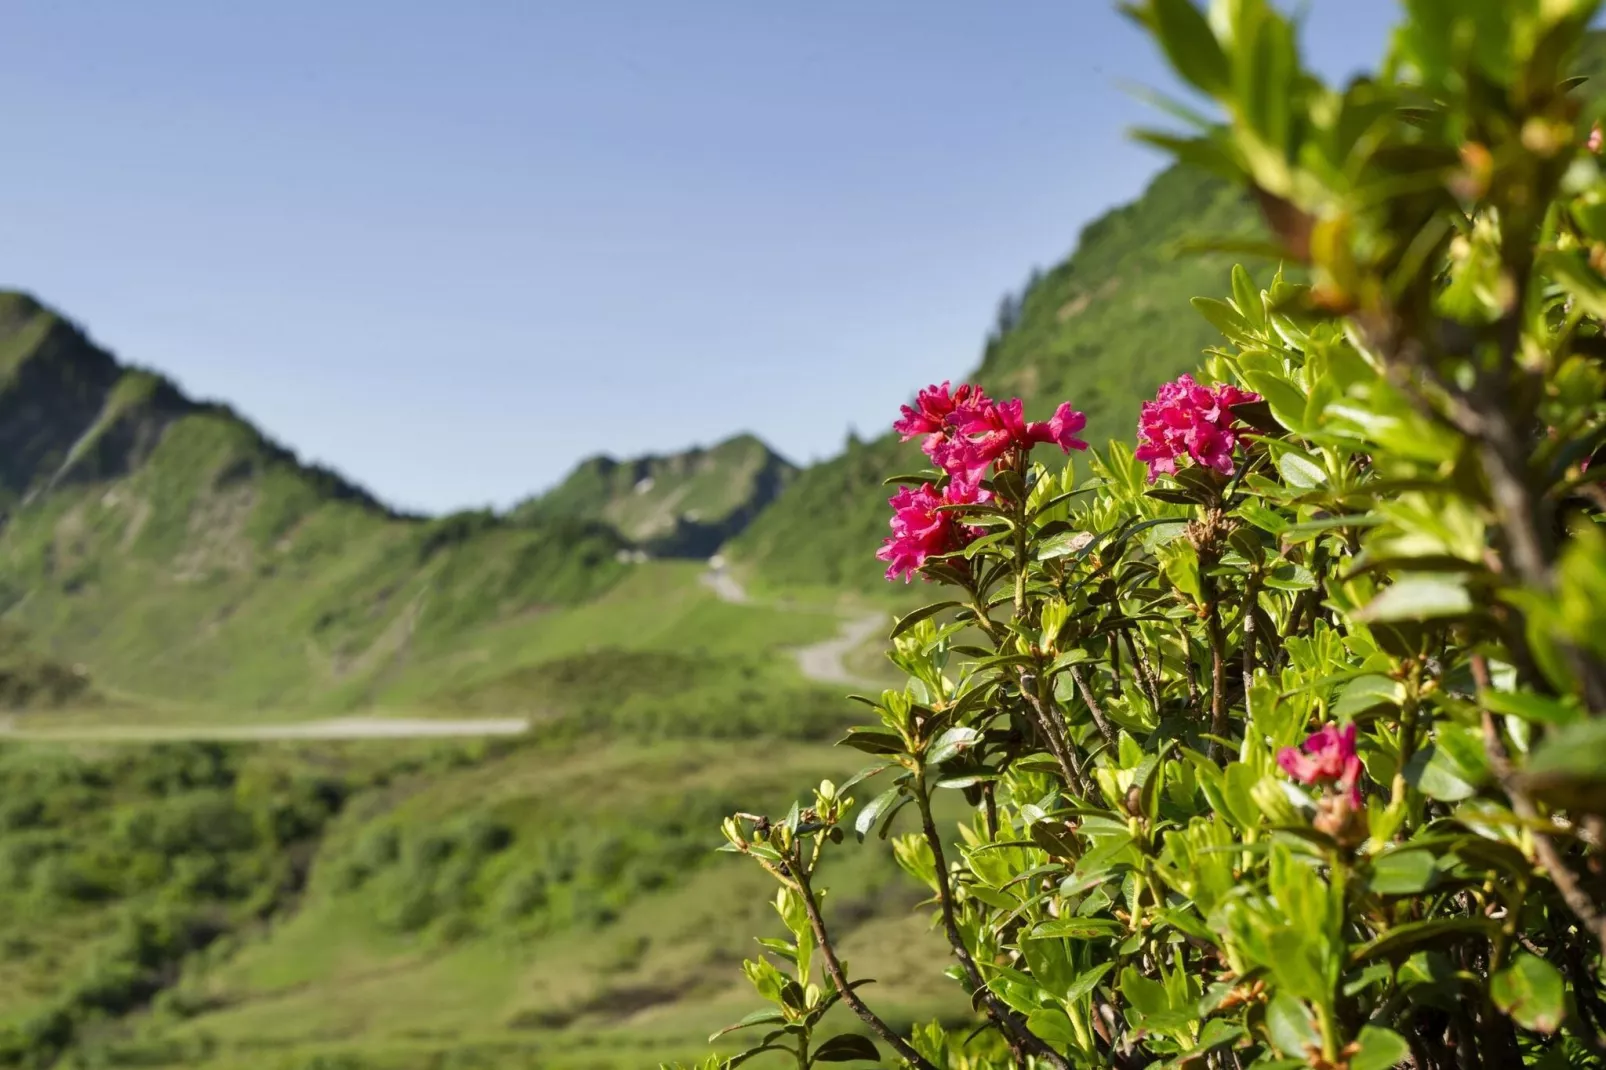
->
[0,293,630,711]
[728,164,1264,590]
[511,434,796,558]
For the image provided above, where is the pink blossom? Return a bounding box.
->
[875,480,990,583]
[1134,374,1260,482]
[893,382,1089,494]
[1590,122,1603,155]
[893,382,992,460]
[939,398,1089,486]
[1277,722,1363,807]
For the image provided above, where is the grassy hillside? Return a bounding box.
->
[728,164,1264,591]
[0,702,961,1068]
[0,293,640,713]
[512,434,796,558]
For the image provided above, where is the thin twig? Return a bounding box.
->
[790,844,940,1070]
[1068,664,1119,748]
[1122,628,1163,717]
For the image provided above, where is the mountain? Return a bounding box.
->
[727,163,1265,589]
[0,292,629,709]
[511,434,796,558]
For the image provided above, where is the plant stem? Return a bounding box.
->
[789,844,939,1070]
[1068,664,1118,748]
[1390,660,1424,811]
[1240,577,1259,702]
[1204,596,1228,764]
[1122,628,1163,717]
[912,772,1072,1070]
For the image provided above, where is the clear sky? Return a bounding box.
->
[0,1,1400,514]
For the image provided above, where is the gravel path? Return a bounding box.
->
[702,562,885,687]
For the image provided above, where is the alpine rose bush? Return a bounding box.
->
[673,3,1606,1069]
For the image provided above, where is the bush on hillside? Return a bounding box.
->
[679,2,1606,1067]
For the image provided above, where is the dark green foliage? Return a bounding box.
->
[0,739,514,1065]
[0,624,91,709]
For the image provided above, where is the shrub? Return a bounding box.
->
[683,3,1606,1067]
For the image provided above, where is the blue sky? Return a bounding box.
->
[0,1,1400,513]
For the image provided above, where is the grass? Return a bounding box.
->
[0,731,970,1069]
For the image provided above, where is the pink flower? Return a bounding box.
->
[1590,122,1603,155]
[875,480,990,583]
[893,382,1089,494]
[940,398,1089,486]
[893,382,992,460]
[1134,374,1260,482]
[1277,722,1363,807]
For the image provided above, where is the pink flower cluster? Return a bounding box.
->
[1134,374,1260,483]
[875,481,989,582]
[1277,722,1364,807]
[878,382,1088,582]
[893,381,1088,493]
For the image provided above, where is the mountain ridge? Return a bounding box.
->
[511,432,797,558]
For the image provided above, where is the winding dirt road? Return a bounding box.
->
[700,563,885,688]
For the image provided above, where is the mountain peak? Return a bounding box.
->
[512,433,797,557]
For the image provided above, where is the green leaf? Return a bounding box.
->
[1354,575,1473,623]
[1366,847,1439,895]
[1519,718,1606,813]
[708,1009,786,1041]
[811,1033,881,1063]
[1264,993,1319,1057]
[1334,674,1403,719]
[1065,961,1115,1003]
[854,786,903,841]
[882,471,941,486]
[1243,371,1310,436]
[1025,1008,1082,1048]
[925,726,979,767]
[1279,514,1381,542]
[1350,917,1499,965]
[1402,743,1478,802]
[1480,690,1583,727]
[1262,562,1317,591]
[1119,966,1171,1020]
[1192,295,1250,339]
[838,730,906,756]
[1232,263,1266,330]
[1038,529,1097,561]
[1491,953,1567,1034]
[889,601,960,639]
[1274,450,1327,488]
[1350,1026,1412,1070]
[1028,917,1124,940]
[836,762,893,797]
[1137,0,1230,96]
